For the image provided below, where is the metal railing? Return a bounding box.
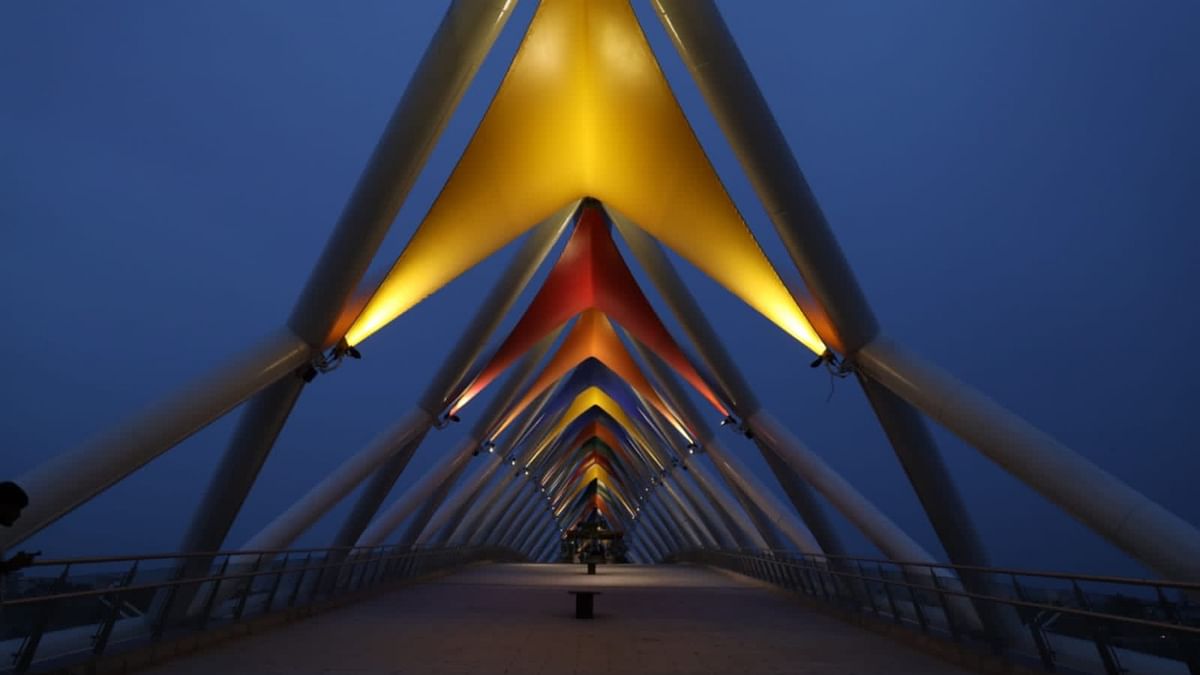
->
[674,549,1200,675]
[1,544,522,674]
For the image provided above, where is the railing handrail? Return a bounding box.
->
[680,548,1200,675]
[14,542,451,569]
[694,549,1200,638]
[751,547,1200,592]
[1,546,501,608]
[1,545,526,674]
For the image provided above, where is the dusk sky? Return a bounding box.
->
[2,1,1197,578]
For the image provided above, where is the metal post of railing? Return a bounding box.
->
[906,578,930,634]
[232,554,265,621]
[878,564,902,625]
[1072,580,1124,675]
[13,564,71,673]
[365,547,388,587]
[361,547,384,589]
[151,564,186,640]
[774,554,790,588]
[287,552,312,609]
[197,555,231,629]
[929,570,960,642]
[857,561,880,617]
[792,557,813,596]
[792,557,813,597]
[92,560,139,656]
[263,554,289,614]
[1010,575,1056,670]
[1155,585,1200,674]
[340,551,362,593]
[307,553,330,604]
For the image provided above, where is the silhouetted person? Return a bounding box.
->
[0,481,38,574]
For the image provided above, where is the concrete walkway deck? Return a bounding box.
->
[140,563,973,674]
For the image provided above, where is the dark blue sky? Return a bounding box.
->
[2,1,1197,578]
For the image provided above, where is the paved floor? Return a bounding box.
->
[141,563,973,675]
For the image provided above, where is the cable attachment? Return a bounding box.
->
[737,421,756,441]
[433,412,462,430]
[298,339,362,383]
[809,349,853,403]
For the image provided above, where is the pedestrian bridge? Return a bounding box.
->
[121,563,978,675]
[2,0,1199,674]
[3,548,1197,674]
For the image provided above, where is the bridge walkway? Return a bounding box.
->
[138,562,971,675]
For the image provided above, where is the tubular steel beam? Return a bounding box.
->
[492,482,540,547]
[469,473,525,545]
[415,456,501,546]
[686,457,770,550]
[674,468,738,549]
[649,0,1012,640]
[2,329,310,549]
[331,204,574,551]
[611,212,840,553]
[354,437,476,548]
[628,337,822,555]
[288,0,521,345]
[241,408,434,552]
[858,338,1200,582]
[167,0,522,574]
[448,466,513,545]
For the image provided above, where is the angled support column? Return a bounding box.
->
[749,410,943,565]
[539,532,562,563]
[652,0,1015,642]
[512,501,551,552]
[647,501,683,553]
[446,461,511,540]
[612,214,840,554]
[395,460,471,547]
[529,520,558,560]
[353,437,477,548]
[415,456,502,546]
[644,520,671,559]
[421,396,550,545]
[672,470,737,549]
[448,467,513,544]
[628,336,821,555]
[244,321,557,557]
[647,498,689,551]
[662,478,720,549]
[333,203,574,551]
[174,0,522,561]
[513,511,547,555]
[686,458,770,550]
[634,507,671,558]
[645,493,690,549]
[858,338,1200,581]
[352,336,558,548]
[469,473,525,545]
[492,482,539,547]
[498,485,541,547]
[756,443,845,553]
[239,408,434,552]
[1,330,309,549]
[704,441,822,555]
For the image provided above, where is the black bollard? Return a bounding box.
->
[569,590,597,619]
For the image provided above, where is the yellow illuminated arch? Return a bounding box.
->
[344,0,824,355]
[526,386,657,467]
